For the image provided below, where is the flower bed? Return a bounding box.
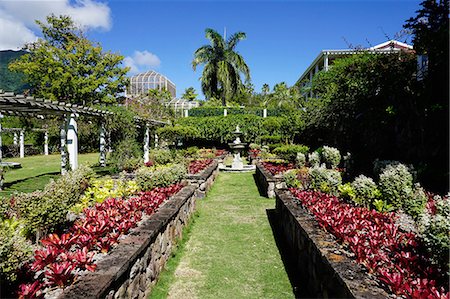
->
[188,159,214,174]
[289,189,449,298]
[261,161,294,176]
[18,184,183,298]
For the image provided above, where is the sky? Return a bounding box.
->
[0,0,422,98]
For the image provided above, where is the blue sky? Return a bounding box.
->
[0,0,422,98]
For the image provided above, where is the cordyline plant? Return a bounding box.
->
[261,161,295,176]
[17,184,183,298]
[290,189,449,299]
[189,159,214,174]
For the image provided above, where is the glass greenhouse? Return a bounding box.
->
[127,71,176,98]
[167,98,200,116]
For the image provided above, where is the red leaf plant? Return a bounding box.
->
[17,184,183,298]
[261,161,295,176]
[290,189,449,299]
[189,159,213,174]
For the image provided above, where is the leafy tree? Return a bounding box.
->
[404,0,449,191]
[263,82,303,109]
[9,14,128,105]
[262,83,270,95]
[192,28,250,106]
[126,88,173,121]
[181,87,198,101]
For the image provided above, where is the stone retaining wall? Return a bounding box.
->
[186,160,219,198]
[59,184,200,299]
[275,189,389,298]
[255,162,284,198]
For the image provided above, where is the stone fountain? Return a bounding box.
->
[219,125,256,172]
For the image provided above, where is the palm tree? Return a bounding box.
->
[192,28,250,106]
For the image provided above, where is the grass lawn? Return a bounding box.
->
[150,172,294,299]
[1,153,101,196]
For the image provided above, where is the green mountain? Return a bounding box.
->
[0,50,29,93]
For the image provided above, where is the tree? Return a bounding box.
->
[181,87,198,101]
[403,0,449,192]
[192,28,250,106]
[125,88,173,121]
[9,15,128,105]
[261,83,270,95]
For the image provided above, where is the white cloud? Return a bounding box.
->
[0,0,111,50]
[0,14,37,50]
[124,50,161,74]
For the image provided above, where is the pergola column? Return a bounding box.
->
[154,133,159,149]
[19,130,25,158]
[13,132,18,145]
[67,114,78,171]
[263,108,267,118]
[44,131,49,156]
[99,122,106,167]
[224,108,227,116]
[60,119,67,175]
[143,123,150,163]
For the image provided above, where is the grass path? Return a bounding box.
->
[150,172,294,299]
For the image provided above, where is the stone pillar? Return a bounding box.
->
[13,132,18,145]
[60,121,67,175]
[44,131,49,156]
[324,54,329,71]
[19,130,24,158]
[99,123,106,167]
[154,133,159,149]
[144,123,150,163]
[67,114,78,171]
[224,108,227,117]
[263,108,267,118]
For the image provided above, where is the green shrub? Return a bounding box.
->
[372,199,394,213]
[149,149,174,165]
[309,165,342,194]
[322,146,341,168]
[260,135,282,145]
[418,195,450,270]
[378,163,413,209]
[135,164,186,191]
[14,165,94,237]
[273,144,309,163]
[338,183,356,202]
[249,143,261,150]
[268,143,284,152]
[351,175,381,207]
[156,125,198,145]
[283,169,301,188]
[296,152,306,167]
[403,183,427,219]
[308,151,320,167]
[111,138,143,172]
[0,218,33,283]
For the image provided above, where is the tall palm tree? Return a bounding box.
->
[192,28,250,106]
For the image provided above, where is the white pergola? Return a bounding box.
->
[0,91,168,185]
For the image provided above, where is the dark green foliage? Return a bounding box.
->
[272,144,309,163]
[260,135,282,145]
[0,50,29,93]
[149,149,175,165]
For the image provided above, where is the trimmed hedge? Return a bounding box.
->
[188,107,291,117]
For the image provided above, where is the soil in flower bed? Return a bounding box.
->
[188,159,214,174]
[261,161,295,176]
[289,189,449,299]
[15,184,183,298]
